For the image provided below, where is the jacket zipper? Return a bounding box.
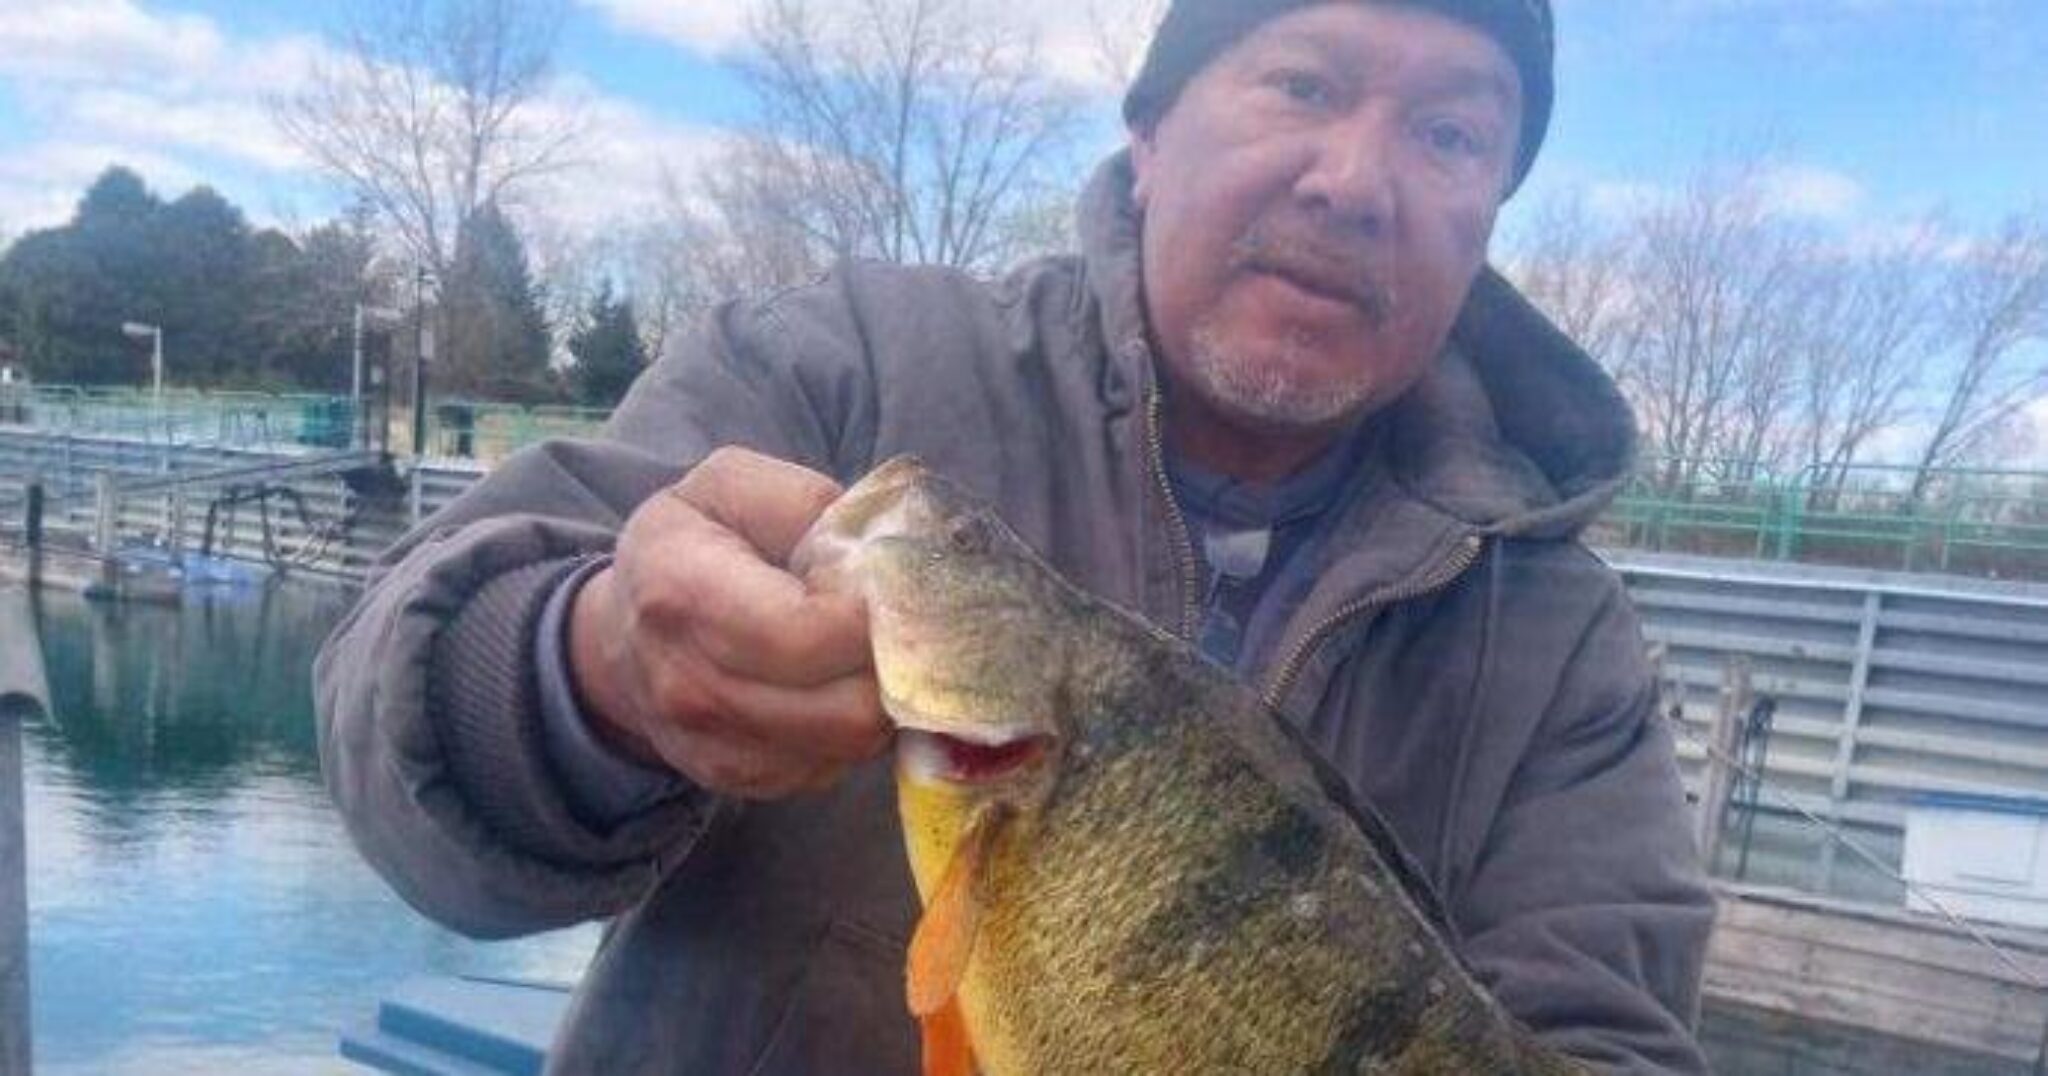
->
[1144,382,1202,640]
[1259,533,1486,712]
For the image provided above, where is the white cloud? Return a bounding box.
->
[2025,395,2048,467]
[0,0,226,87]
[577,0,753,55]
[59,89,306,171]
[0,0,332,229]
[575,0,1150,96]
[1531,160,1872,231]
[0,139,204,232]
[1757,163,1866,222]
[1584,180,1668,219]
[513,80,728,235]
[0,0,729,245]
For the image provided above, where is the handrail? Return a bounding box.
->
[109,449,382,498]
[0,585,47,1074]
[1607,455,2048,577]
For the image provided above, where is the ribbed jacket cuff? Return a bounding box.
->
[427,556,711,869]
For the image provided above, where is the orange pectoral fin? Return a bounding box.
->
[906,802,1009,1018]
[919,996,975,1076]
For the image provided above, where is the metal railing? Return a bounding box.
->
[1,386,609,466]
[1597,456,2048,581]
[11,393,2048,580]
[1,585,48,1074]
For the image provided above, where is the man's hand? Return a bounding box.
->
[568,447,888,800]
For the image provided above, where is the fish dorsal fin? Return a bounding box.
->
[907,803,1008,1016]
[1265,704,1461,944]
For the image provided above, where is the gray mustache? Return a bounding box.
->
[1231,223,1393,325]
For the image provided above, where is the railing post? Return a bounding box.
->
[1,585,49,1075]
[1696,657,1751,873]
[92,474,116,554]
[168,489,187,557]
[22,483,41,551]
[1816,591,1882,892]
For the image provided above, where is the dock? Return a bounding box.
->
[331,880,2048,1075]
[1708,883,2048,1072]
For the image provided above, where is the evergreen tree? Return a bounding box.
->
[244,208,379,391]
[156,186,255,385]
[567,282,647,408]
[76,167,160,229]
[439,200,552,401]
[0,167,165,384]
[0,164,386,391]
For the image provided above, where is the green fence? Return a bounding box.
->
[8,390,2048,580]
[0,386,610,463]
[0,385,366,453]
[1596,457,2048,579]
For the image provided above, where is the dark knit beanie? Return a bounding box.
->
[1122,0,1554,197]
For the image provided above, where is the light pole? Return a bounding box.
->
[410,267,435,460]
[120,321,163,407]
[353,303,400,450]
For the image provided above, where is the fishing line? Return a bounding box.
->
[1662,708,2048,995]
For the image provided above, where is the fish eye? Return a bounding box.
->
[947,514,995,555]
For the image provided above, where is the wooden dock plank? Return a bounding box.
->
[1706,886,2048,1063]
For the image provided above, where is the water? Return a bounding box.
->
[19,581,597,1075]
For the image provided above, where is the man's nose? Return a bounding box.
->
[1293,112,1398,237]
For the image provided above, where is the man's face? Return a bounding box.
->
[1130,2,1521,444]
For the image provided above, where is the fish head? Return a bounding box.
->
[799,456,1084,1035]
[795,456,1071,801]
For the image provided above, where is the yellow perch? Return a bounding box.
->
[796,457,1584,1076]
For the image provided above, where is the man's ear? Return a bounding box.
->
[1127,124,1156,211]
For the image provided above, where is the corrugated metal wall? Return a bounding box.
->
[1611,551,2048,905]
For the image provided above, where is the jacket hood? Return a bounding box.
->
[1076,151,1635,542]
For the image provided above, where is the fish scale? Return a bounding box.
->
[795,457,1586,1076]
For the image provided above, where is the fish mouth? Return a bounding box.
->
[897,726,1057,785]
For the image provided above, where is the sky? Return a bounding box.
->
[1,0,2043,243]
[0,0,2044,454]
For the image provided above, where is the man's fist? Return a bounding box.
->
[567,447,888,799]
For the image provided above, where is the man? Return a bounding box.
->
[315,1,1716,1072]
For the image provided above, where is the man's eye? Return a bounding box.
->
[1420,119,1486,159]
[1269,69,1335,107]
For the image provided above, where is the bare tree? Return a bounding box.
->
[1085,0,1170,90]
[272,0,580,282]
[1512,166,2047,511]
[1790,225,1944,503]
[1607,160,1811,489]
[530,163,806,371]
[521,210,603,362]
[1908,210,2048,500]
[1504,191,1632,372]
[691,144,834,299]
[709,0,1085,278]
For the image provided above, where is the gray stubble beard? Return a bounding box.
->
[1184,317,1380,433]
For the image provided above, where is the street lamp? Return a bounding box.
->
[410,266,435,460]
[353,303,401,448]
[120,321,163,407]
